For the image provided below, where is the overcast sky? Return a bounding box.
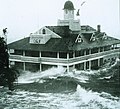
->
[0,0,119,43]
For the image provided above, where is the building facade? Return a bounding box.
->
[8,1,120,72]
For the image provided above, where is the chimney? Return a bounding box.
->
[97,25,101,33]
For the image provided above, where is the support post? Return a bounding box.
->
[23,51,25,56]
[89,61,91,70]
[67,65,69,72]
[89,49,91,54]
[23,51,25,71]
[23,62,25,71]
[102,47,104,52]
[40,64,42,72]
[39,51,42,72]
[67,53,69,59]
[84,50,86,55]
[98,59,100,67]
[98,47,100,53]
[73,52,75,58]
[39,51,41,58]
[57,52,59,59]
[84,62,86,70]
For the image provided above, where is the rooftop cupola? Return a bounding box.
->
[63,1,75,20]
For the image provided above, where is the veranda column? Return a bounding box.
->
[89,49,91,70]
[39,51,42,72]
[102,47,104,52]
[23,51,25,71]
[84,50,86,70]
[73,52,75,69]
[98,48,100,66]
[67,53,69,72]
[67,65,70,72]
[84,62,86,70]
[57,52,60,68]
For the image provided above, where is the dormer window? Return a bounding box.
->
[77,38,82,43]
[42,29,46,34]
[75,34,83,43]
[103,33,107,39]
[90,33,96,41]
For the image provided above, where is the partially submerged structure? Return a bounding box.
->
[8,1,120,72]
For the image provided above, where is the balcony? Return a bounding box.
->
[9,49,120,66]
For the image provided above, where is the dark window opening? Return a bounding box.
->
[25,51,39,57]
[41,51,57,58]
[42,29,46,34]
[59,52,67,58]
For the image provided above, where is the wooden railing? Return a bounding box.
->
[9,49,120,65]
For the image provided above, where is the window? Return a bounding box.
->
[90,33,96,41]
[75,34,83,43]
[103,33,107,39]
[42,29,46,34]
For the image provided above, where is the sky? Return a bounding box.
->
[0,0,119,43]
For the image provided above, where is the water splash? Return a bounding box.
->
[18,66,66,83]
[1,59,120,109]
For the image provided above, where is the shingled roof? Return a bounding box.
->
[8,25,120,52]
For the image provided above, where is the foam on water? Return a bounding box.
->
[17,67,97,84]
[1,59,119,109]
[18,66,66,83]
[1,85,120,109]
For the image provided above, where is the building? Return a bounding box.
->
[8,1,120,72]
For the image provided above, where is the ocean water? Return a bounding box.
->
[0,59,120,109]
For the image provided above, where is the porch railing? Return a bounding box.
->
[9,48,120,65]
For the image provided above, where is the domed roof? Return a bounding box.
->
[63,1,75,10]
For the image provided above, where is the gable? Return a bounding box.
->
[90,32,108,42]
[29,26,61,44]
[75,34,83,43]
[35,27,61,38]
